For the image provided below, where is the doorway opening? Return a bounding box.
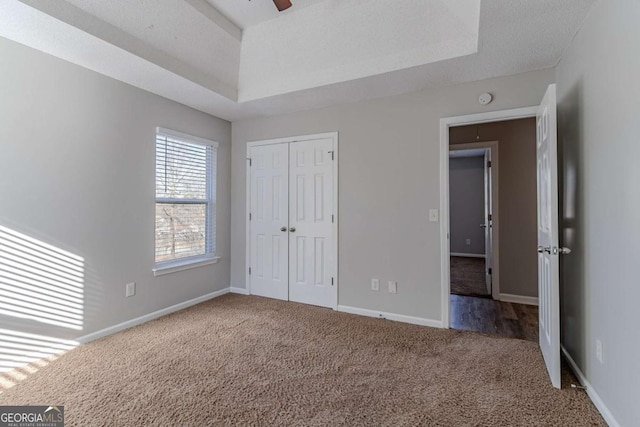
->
[441,86,562,388]
[449,145,495,299]
[444,116,539,342]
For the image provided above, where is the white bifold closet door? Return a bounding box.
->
[288,138,334,308]
[249,137,335,309]
[249,143,290,301]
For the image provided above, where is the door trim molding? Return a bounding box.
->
[440,106,538,328]
[245,132,339,310]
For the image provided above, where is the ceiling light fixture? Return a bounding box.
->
[273,0,292,12]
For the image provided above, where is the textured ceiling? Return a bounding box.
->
[56,0,240,98]
[239,0,480,101]
[0,1,244,115]
[0,0,596,121]
[205,0,325,29]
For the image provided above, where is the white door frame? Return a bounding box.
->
[245,132,339,310]
[440,106,538,328]
[449,142,499,299]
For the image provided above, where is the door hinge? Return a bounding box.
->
[249,267,251,275]
[249,213,252,220]
[328,151,335,160]
[332,214,335,223]
[488,268,492,275]
[247,158,252,167]
[487,160,492,168]
[488,213,492,221]
[331,277,334,286]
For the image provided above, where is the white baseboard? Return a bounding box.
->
[450,252,486,258]
[561,345,621,427]
[338,305,443,328]
[76,288,230,344]
[499,293,538,306]
[230,287,250,295]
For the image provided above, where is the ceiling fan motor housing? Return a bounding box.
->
[273,0,293,12]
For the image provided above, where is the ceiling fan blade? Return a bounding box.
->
[273,0,292,12]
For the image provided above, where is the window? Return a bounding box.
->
[154,128,217,274]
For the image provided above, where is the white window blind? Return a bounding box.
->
[155,128,217,266]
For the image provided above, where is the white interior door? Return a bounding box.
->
[288,138,335,308]
[483,149,493,294]
[249,143,289,301]
[536,83,562,389]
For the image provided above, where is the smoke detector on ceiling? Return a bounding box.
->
[478,93,493,105]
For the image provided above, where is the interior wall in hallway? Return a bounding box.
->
[449,156,486,255]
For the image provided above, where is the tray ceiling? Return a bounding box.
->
[0,0,595,121]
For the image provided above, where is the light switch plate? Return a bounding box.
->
[388,281,397,294]
[126,282,136,298]
[429,209,439,222]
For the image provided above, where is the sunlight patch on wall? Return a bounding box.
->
[0,226,84,330]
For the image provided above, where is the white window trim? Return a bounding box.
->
[156,127,219,149]
[153,255,220,277]
[154,127,219,274]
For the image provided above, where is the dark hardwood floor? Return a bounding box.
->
[450,294,539,342]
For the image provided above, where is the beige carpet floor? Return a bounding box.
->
[450,256,489,297]
[1,294,604,426]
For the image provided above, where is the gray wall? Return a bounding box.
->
[450,118,538,297]
[0,37,231,341]
[231,68,555,321]
[556,0,640,425]
[449,156,485,255]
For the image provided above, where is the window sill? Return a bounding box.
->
[153,256,220,277]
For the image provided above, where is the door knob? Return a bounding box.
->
[280,226,287,232]
[289,227,296,233]
[480,224,487,229]
[538,246,571,255]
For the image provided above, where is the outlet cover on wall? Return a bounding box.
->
[428,209,439,222]
[371,278,380,291]
[388,281,397,294]
[126,282,136,298]
[466,238,471,245]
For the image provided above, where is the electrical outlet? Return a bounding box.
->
[371,278,380,291]
[466,238,471,245]
[388,281,397,294]
[596,339,604,364]
[126,282,136,298]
